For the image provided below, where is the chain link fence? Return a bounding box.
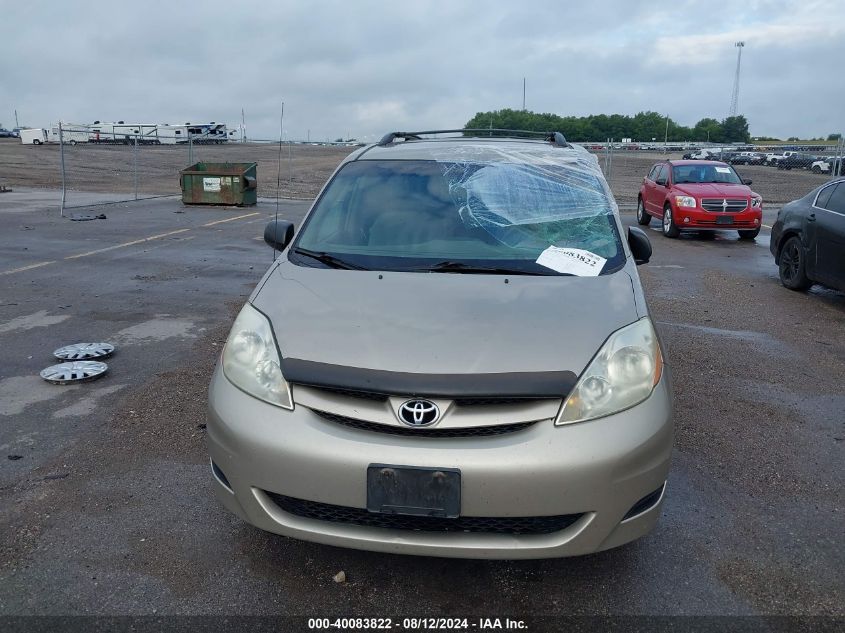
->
[43,123,356,214]
[2,125,842,215]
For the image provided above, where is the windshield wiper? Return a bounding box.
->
[292,247,368,270]
[420,261,560,275]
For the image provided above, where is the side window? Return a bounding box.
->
[815,183,837,210]
[655,165,668,185]
[647,165,660,182]
[824,184,845,213]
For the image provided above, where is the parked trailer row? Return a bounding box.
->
[18,122,235,145]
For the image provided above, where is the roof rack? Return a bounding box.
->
[377,129,569,147]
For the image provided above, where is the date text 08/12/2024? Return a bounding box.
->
[307,617,528,630]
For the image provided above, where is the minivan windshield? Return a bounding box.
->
[672,163,742,184]
[292,159,625,276]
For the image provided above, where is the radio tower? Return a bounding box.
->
[729,41,745,117]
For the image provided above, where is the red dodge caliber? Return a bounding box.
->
[637,160,763,239]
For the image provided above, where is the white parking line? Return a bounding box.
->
[1,213,267,276]
[64,228,192,260]
[0,260,57,276]
[203,212,260,227]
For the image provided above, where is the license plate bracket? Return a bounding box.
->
[367,464,461,518]
[716,215,734,225]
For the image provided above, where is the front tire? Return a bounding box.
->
[812,165,821,174]
[662,205,680,238]
[636,197,651,226]
[778,236,812,291]
[738,228,760,240]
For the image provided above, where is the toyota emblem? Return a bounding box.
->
[398,399,440,427]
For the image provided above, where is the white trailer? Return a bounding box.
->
[87,121,231,144]
[20,128,48,145]
[184,123,231,144]
[155,124,187,144]
[46,124,90,145]
[89,122,160,144]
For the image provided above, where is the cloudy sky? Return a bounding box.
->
[2,0,843,141]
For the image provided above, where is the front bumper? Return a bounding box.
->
[671,206,762,230]
[207,364,674,559]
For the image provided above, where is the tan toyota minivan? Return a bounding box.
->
[207,130,673,559]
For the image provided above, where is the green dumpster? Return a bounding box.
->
[179,162,257,206]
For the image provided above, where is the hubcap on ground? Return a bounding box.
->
[40,361,109,384]
[53,342,115,361]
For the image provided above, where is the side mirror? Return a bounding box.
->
[264,219,295,251]
[742,178,753,185]
[628,226,652,265]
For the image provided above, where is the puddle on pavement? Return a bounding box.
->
[657,321,786,351]
[0,375,80,416]
[0,310,71,335]
[110,316,197,345]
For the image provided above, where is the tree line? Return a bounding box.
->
[464,109,751,143]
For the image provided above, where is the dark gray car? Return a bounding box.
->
[771,178,845,292]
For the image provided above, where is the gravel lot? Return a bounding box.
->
[0,153,842,623]
[0,137,836,207]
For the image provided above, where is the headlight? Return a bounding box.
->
[222,303,293,409]
[674,195,696,208]
[751,196,762,208]
[556,318,663,425]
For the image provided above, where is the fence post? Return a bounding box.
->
[133,135,139,200]
[839,137,844,179]
[59,121,66,217]
[188,135,193,165]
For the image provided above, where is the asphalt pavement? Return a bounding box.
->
[0,194,842,618]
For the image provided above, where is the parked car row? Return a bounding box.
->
[638,158,845,293]
[683,148,844,174]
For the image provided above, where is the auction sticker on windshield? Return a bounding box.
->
[715,166,732,174]
[536,246,607,276]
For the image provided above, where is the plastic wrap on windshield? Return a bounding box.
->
[432,143,616,249]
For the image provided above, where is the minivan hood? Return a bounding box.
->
[252,261,640,383]
[674,183,752,197]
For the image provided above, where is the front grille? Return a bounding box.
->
[692,219,757,227]
[312,409,537,438]
[267,492,583,535]
[304,386,389,402]
[454,397,554,407]
[305,387,552,409]
[701,198,748,212]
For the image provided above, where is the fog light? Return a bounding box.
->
[684,217,690,223]
[754,218,759,224]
